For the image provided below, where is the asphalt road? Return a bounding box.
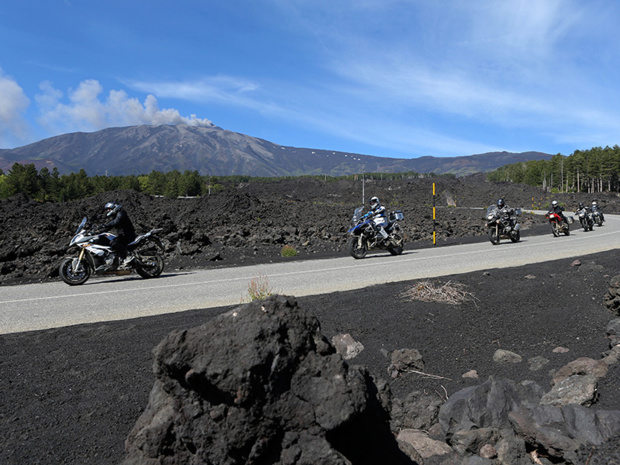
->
[1,213,619,335]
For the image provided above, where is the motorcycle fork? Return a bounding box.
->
[72,248,86,271]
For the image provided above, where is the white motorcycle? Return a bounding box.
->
[59,217,165,285]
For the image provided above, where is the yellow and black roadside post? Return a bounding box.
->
[433,183,437,245]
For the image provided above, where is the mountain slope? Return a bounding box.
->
[0,124,552,176]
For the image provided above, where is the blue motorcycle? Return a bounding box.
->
[347,207,404,259]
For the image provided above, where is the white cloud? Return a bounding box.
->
[35,79,213,135]
[0,69,31,147]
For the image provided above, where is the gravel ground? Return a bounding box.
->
[1,245,619,464]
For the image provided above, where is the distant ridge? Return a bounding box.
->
[0,124,552,177]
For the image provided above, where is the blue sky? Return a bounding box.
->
[1,1,619,159]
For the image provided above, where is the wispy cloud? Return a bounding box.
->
[127,76,260,107]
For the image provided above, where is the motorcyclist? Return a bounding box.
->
[590,201,605,222]
[549,200,568,224]
[575,202,588,216]
[496,198,515,229]
[95,202,136,270]
[361,196,391,243]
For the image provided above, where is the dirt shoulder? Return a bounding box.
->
[1,249,619,464]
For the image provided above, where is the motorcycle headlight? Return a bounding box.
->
[487,215,494,220]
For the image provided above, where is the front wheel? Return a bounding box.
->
[489,227,500,245]
[135,253,165,279]
[59,257,91,285]
[348,236,367,259]
[550,222,559,237]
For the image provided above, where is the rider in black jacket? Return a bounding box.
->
[549,200,568,224]
[96,202,136,269]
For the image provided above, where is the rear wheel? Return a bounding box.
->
[510,230,520,243]
[348,236,367,259]
[59,257,91,285]
[564,223,570,236]
[135,253,164,278]
[387,233,404,255]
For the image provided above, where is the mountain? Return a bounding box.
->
[0,124,552,177]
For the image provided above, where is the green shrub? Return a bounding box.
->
[281,245,298,257]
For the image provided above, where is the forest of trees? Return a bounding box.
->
[487,145,620,193]
[0,164,440,202]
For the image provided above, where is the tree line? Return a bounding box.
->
[0,163,448,202]
[487,145,620,193]
[0,165,221,201]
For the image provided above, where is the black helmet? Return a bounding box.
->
[370,196,380,209]
[497,198,505,208]
[578,202,584,209]
[104,202,122,217]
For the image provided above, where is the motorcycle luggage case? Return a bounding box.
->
[390,211,404,221]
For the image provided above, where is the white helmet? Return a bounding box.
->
[592,201,597,206]
[370,196,380,209]
[551,200,558,207]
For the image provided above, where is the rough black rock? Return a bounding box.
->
[123,295,416,465]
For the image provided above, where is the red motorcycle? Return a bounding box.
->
[546,211,570,237]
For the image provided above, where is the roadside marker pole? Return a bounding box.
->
[433,183,436,245]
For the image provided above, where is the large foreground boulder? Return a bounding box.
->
[123,295,416,465]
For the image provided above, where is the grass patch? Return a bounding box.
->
[246,273,274,301]
[280,245,298,257]
[399,280,477,306]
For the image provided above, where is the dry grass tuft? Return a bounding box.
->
[399,280,477,306]
[246,273,275,302]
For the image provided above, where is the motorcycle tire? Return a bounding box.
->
[348,236,367,259]
[550,223,559,237]
[489,230,500,245]
[510,230,520,243]
[387,233,404,256]
[597,218,603,226]
[135,253,165,279]
[564,224,570,236]
[59,257,91,285]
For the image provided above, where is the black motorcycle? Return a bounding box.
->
[591,209,605,226]
[575,207,594,232]
[59,217,165,285]
[485,205,521,245]
[347,207,404,259]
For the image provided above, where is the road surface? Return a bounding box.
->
[1,213,618,334]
